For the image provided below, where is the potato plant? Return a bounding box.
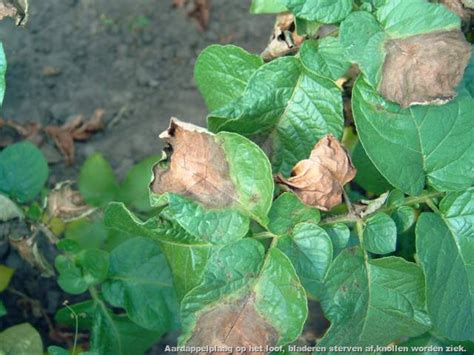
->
[1,0,474,354]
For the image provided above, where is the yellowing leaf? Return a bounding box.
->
[276,135,356,211]
[0,264,14,292]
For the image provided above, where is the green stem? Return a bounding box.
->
[320,191,445,226]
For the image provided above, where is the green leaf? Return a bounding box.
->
[180,240,307,347]
[268,192,320,237]
[352,142,392,195]
[277,223,332,298]
[391,206,415,233]
[250,0,288,13]
[79,153,119,207]
[55,249,109,295]
[300,37,351,81]
[0,141,48,203]
[353,76,474,195]
[0,323,43,355]
[90,306,162,355]
[55,300,95,330]
[461,46,474,98]
[195,45,263,111]
[283,0,352,24]
[47,346,69,355]
[323,223,350,256]
[0,301,6,317]
[320,248,430,349]
[102,237,179,332]
[0,43,6,106]
[0,264,14,292]
[65,219,108,250]
[0,194,23,222]
[340,1,460,85]
[416,188,474,341]
[119,155,160,212]
[209,56,344,175]
[294,18,320,36]
[362,212,397,254]
[104,202,212,301]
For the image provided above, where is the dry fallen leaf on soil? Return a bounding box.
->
[275,135,356,211]
[261,13,305,62]
[172,0,210,31]
[150,117,236,209]
[380,30,471,108]
[46,181,95,222]
[45,109,105,165]
[0,118,43,147]
[183,296,279,355]
[0,0,28,25]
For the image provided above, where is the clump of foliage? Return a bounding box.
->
[1,0,474,354]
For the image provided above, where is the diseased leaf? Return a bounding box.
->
[195,45,263,111]
[250,0,288,13]
[277,223,333,298]
[0,141,48,203]
[362,212,397,254]
[90,306,162,355]
[79,153,119,207]
[268,192,320,237]
[0,193,23,221]
[416,188,474,341]
[150,118,273,226]
[319,248,430,350]
[47,182,93,222]
[352,76,474,195]
[102,237,179,332]
[180,239,307,348]
[300,37,351,81]
[0,0,28,25]
[208,56,344,176]
[0,323,43,355]
[261,13,305,61]
[340,0,470,107]
[283,0,352,24]
[276,135,356,211]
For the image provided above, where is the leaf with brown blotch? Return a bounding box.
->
[261,13,305,62]
[0,0,28,25]
[184,296,279,355]
[379,30,471,108]
[276,135,356,211]
[151,118,237,209]
[46,181,95,222]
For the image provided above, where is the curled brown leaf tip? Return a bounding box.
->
[379,30,471,108]
[275,135,356,211]
[150,117,237,208]
[47,182,95,222]
[184,296,279,355]
[0,0,28,25]
[261,13,305,61]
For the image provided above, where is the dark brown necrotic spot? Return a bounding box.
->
[183,295,279,355]
[150,118,237,209]
[379,30,471,108]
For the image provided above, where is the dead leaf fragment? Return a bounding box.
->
[0,0,28,25]
[46,181,95,222]
[150,117,236,209]
[0,119,43,147]
[172,0,210,31]
[379,30,471,108]
[276,135,356,211]
[261,13,305,61]
[184,296,279,355]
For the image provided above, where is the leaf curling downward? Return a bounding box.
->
[275,135,356,211]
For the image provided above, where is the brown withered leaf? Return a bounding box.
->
[45,110,105,165]
[150,118,236,209]
[275,135,356,211]
[184,296,279,355]
[0,118,43,147]
[379,30,471,108]
[0,0,28,25]
[172,0,210,31]
[46,181,95,222]
[261,13,305,61]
